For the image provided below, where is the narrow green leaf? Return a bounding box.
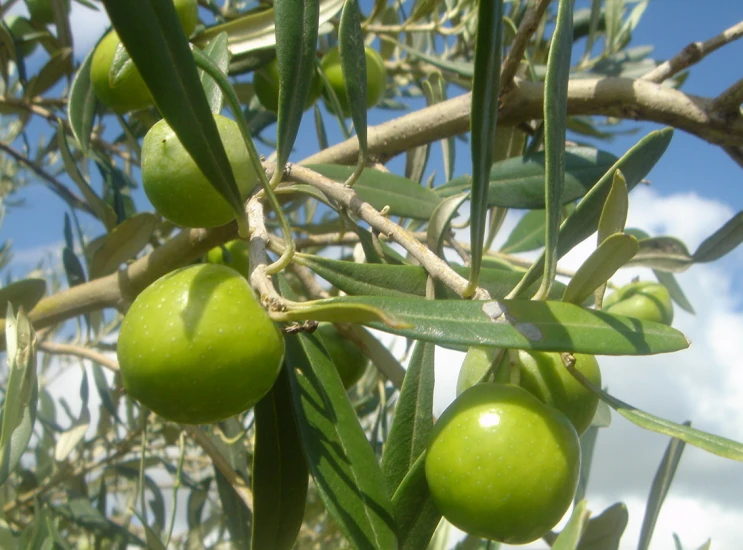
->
[574,425,599,504]
[198,33,231,114]
[114,466,166,533]
[52,497,146,545]
[295,254,566,300]
[576,503,628,550]
[0,307,38,485]
[390,453,442,550]
[279,298,405,327]
[382,341,435,494]
[296,295,689,355]
[638,424,689,550]
[692,211,743,263]
[102,0,247,234]
[89,213,156,279]
[511,128,674,296]
[436,148,618,209]
[130,509,166,550]
[251,369,308,550]
[500,210,546,254]
[552,499,589,550]
[339,0,369,176]
[568,368,743,461]
[57,126,117,231]
[196,0,343,63]
[285,333,398,550]
[0,279,46,316]
[427,193,468,258]
[562,233,638,305]
[628,236,692,272]
[67,45,97,154]
[26,47,72,98]
[654,270,694,314]
[274,0,320,177]
[469,0,504,293]
[539,0,573,299]
[597,170,628,243]
[306,164,442,220]
[91,363,119,422]
[212,444,251,546]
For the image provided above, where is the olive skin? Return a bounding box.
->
[91,31,153,114]
[425,384,581,544]
[507,350,601,436]
[89,0,199,113]
[253,58,323,114]
[141,114,258,228]
[117,264,285,424]
[316,323,369,389]
[207,240,251,279]
[604,281,674,325]
[320,46,387,117]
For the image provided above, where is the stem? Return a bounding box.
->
[192,49,296,271]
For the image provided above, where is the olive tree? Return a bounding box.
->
[1,0,743,548]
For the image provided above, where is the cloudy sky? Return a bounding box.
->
[4,1,743,549]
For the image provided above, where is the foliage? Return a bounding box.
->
[1,0,743,548]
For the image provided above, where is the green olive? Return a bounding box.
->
[253,58,323,114]
[320,46,387,117]
[117,264,285,424]
[316,323,369,389]
[604,281,674,325]
[141,114,258,228]
[207,240,251,279]
[425,384,581,544]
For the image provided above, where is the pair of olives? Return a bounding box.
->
[253,46,387,118]
[427,280,674,544]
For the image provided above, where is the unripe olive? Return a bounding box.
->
[320,46,387,117]
[253,58,323,114]
[604,281,674,325]
[207,240,251,279]
[316,323,369,389]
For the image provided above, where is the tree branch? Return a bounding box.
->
[39,341,120,372]
[713,76,743,117]
[304,76,743,165]
[500,0,551,92]
[642,20,743,84]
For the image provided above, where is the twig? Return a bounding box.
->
[3,427,141,516]
[285,164,490,300]
[500,0,551,92]
[247,197,284,309]
[39,341,120,372]
[303,76,743,166]
[21,223,237,339]
[642,20,743,84]
[0,141,93,215]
